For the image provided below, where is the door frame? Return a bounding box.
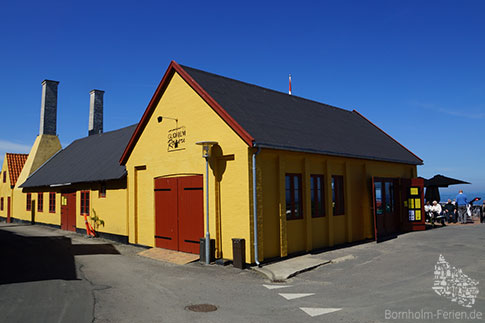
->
[372,177,400,241]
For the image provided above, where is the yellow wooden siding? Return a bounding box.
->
[258,149,417,260]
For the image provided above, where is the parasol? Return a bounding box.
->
[423,174,471,203]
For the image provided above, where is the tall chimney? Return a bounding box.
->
[39,80,59,135]
[88,89,104,136]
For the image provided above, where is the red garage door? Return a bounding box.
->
[154,175,203,254]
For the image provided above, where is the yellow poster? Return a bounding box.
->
[415,210,421,221]
[415,198,421,209]
[409,198,415,209]
[62,196,67,206]
[410,187,418,195]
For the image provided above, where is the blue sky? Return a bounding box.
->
[1,0,484,193]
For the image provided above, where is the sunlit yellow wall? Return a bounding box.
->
[31,192,61,225]
[258,149,417,259]
[15,135,61,186]
[12,134,62,224]
[125,72,251,260]
[10,189,61,226]
[0,158,13,219]
[72,181,128,237]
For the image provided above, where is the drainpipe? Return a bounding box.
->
[252,145,261,267]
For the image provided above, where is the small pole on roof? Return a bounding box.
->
[289,74,292,95]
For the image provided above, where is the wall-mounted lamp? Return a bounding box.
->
[196,141,218,264]
[157,115,178,123]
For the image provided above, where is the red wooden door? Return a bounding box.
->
[61,193,77,232]
[154,178,178,250]
[177,176,204,254]
[7,197,11,223]
[154,176,203,254]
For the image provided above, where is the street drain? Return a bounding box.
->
[185,304,218,312]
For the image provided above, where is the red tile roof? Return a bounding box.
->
[6,153,28,186]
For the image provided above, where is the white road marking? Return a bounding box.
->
[279,293,315,300]
[300,307,342,317]
[263,284,292,290]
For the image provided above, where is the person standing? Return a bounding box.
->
[443,199,456,223]
[481,201,485,224]
[456,190,468,224]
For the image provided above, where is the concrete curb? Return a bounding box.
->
[252,256,332,282]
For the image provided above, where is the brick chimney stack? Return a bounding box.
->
[88,89,104,136]
[39,80,59,136]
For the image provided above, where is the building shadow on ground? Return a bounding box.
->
[0,227,120,285]
[71,243,120,256]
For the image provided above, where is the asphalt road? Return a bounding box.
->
[0,223,484,323]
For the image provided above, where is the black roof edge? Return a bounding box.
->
[253,142,424,166]
[21,173,127,189]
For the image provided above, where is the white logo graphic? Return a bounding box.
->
[432,254,479,308]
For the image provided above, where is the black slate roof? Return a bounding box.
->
[21,124,137,188]
[181,65,422,165]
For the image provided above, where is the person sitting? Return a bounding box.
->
[443,199,456,223]
[424,201,432,223]
[431,201,445,226]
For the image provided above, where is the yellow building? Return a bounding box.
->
[13,133,62,226]
[21,126,135,242]
[8,80,131,243]
[120,61,424,264]
[13,63,424,265]
[20,88,134,243]
[0,153,28,222]
[3,80,63,227]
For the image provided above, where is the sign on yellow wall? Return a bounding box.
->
[415,210,421,221]
[168,126,186,152]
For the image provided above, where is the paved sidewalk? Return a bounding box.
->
[253,254,331,281]
[252,245,363,282]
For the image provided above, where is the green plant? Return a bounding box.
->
[90,208,105,233]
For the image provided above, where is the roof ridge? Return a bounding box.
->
[70,123,138,144]
[179,64,353,114]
